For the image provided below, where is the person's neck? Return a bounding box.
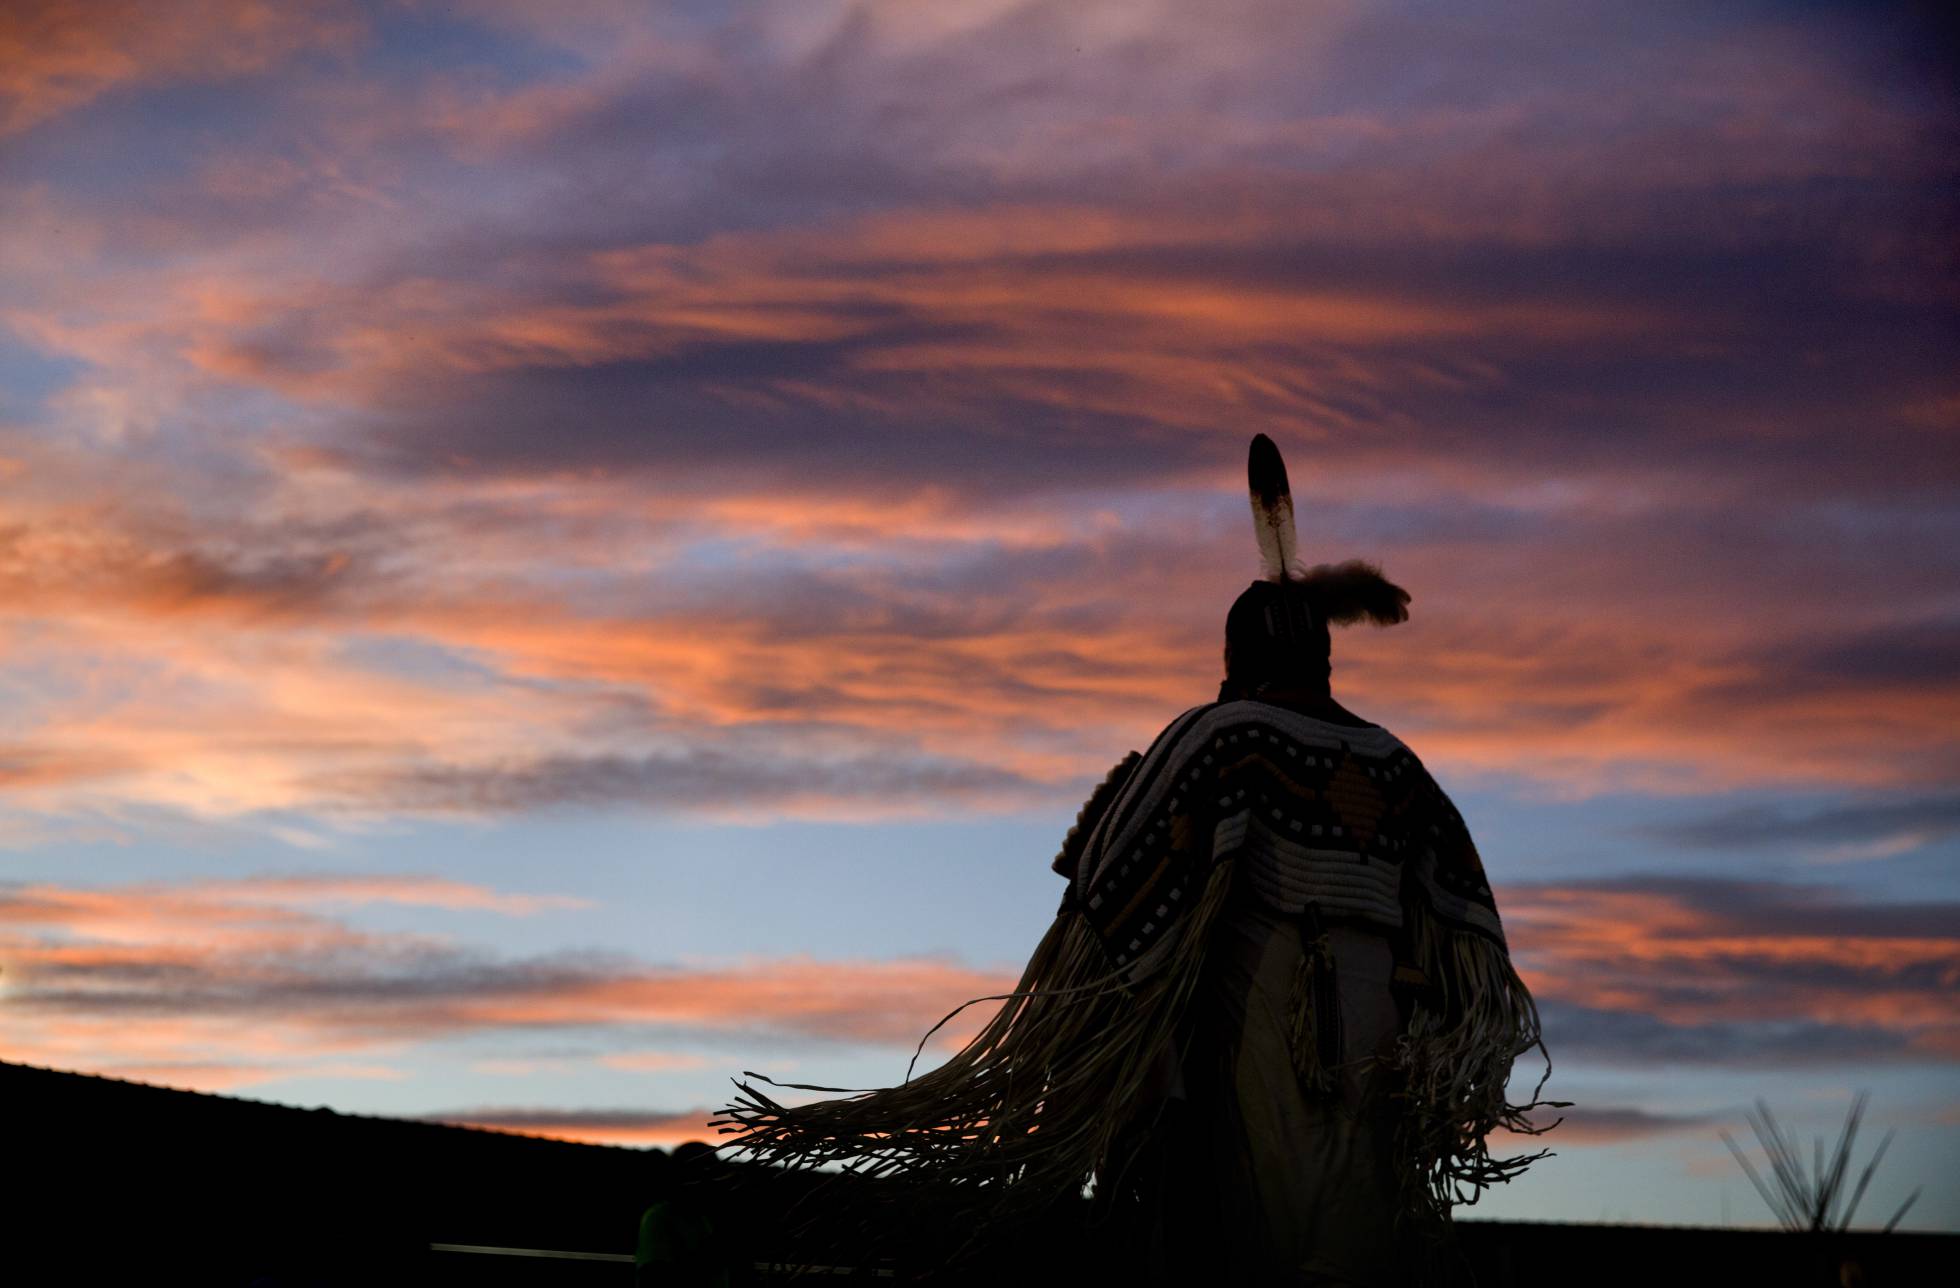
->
[1228,681,1373,728]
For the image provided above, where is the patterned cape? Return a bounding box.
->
[1063,702,1506,965]
[718,701,1550,1247]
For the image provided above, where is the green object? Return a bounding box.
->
[635,1199,730,1287]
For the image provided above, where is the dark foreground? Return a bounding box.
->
[9,1060,1945,1285]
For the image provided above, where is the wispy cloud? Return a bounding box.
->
[1639,797,1960,860]
[4,871,1955,1101]
[417,1105,717,1149]
[1,455,1955,829]
[0,0,361,138]
[1500,1103,1718,1147]
[597,1050,712,1074]
[1508,877,1960,1067]
[0,874,1016,1089]
[0,2,1951,830]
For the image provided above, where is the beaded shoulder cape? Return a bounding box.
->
[1061,700,1505,968]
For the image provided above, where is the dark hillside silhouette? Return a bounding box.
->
[7,1060,1949,1285]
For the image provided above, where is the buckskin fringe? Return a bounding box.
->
[715,859,1238,1251]
[1391,899,1563,1226]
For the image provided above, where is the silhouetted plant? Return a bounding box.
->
[1720,1092,1919,1234]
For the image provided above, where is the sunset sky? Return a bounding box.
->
[2,0,1956,1231]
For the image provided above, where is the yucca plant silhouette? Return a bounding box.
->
[1720,1092,1919,1234]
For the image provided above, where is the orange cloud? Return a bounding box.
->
[0,3,1949,829]
[135,203,1664,430]
[1496,1104,1714,1147]
[1504,879,1960,1064]
[7,869,1954,1116]
[431,957,1009,1047]
[0,875,583,945]
[0,0,361,137]
[1,453,1953,829]
[90,1059,404,1093]
[0,874,1017,1095]
[597,1051,715,1073]
[200,876,591,917]
[423,1106,719,1150]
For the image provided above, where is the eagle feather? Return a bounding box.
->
[1247,433,1306,580]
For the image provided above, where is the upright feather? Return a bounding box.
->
[1247,433,1303,580]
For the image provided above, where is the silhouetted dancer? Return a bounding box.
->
[721,435,1558,1284]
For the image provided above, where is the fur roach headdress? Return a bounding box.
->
[1225,434,1410,692]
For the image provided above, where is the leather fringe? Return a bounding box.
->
[1389,899,1564,1230]
[716,869,1561,1261]
[715,858,1240,1259]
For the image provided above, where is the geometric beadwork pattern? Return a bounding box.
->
[1070,701,1503,968]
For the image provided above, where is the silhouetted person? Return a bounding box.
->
[722,436,1555,1284]
[636,1142,746,1286]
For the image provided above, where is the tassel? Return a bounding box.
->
[1285,902,1341,1095]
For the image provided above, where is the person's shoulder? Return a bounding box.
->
[1148,701,1422,767]
[1219,700,1429,761]
[1144,700,1225,744]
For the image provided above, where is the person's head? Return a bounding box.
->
[670,1140,725,1185]
[1220,564,1408,698]
[1223,577,1327,695]
[1224,434,1409,699]
[667,1140,733,1213]
[635,1147,677,1209]
[671,1140,718,1165]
